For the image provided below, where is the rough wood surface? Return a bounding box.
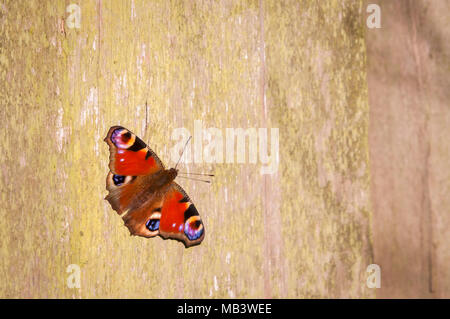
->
[1,0,374,298]
[367,0,450,298]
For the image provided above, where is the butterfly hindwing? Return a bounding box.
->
[105,170,172,238]
[105,172,137,214]
[122,198,164,238]
[104,126,164,176]
[106,178,205,246]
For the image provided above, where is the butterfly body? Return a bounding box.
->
[104,126,205,248]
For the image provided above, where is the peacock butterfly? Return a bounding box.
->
[104,126,205,248]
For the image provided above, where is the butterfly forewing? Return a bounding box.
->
[159,183,205,247]
[104,126,164,176]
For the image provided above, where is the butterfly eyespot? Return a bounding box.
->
[184,215,204,241]
[111,128,135,149]
[112,174,126,186]
[111,174,135,186]
[146,218,160,232]
[146,211,161,232]
[122,132,132,140]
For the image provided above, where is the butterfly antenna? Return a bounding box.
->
[178,172,215,177]
[177,175,211,184]
[175,136,192,169]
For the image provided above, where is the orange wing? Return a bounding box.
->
[158,183,205,248]
[104,126,164,176]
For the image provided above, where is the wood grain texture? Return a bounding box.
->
[367,0,450,298]
[0,0,373,298]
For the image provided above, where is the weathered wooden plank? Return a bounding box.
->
[0,0,372,298]
[367,0,450,298]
